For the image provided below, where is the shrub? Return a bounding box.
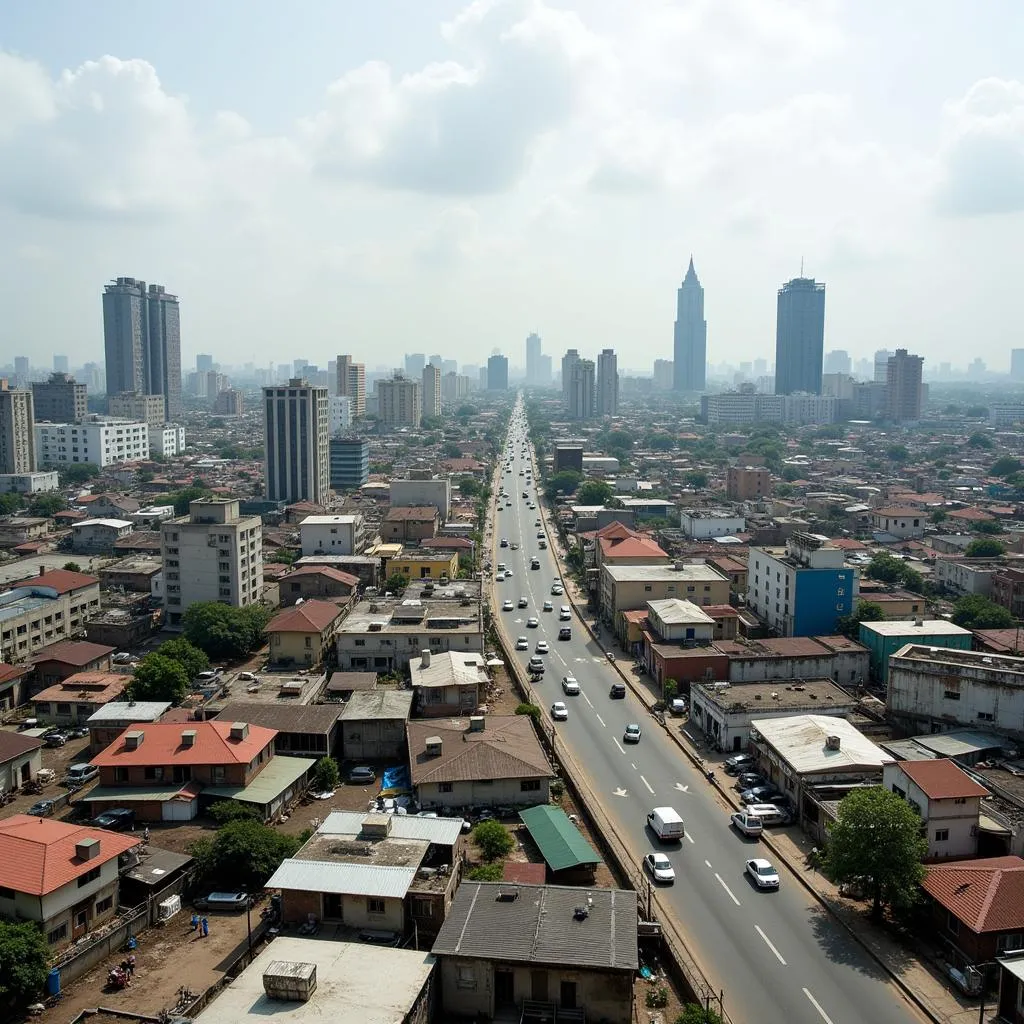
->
[467,862,505,881]
[472,820,514,861]
[207,800,260,825]
[311,757,341,792]
[646,986,669,1009]
[515,702,541,723]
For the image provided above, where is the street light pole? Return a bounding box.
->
[246,900,253,957]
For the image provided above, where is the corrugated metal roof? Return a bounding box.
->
[431,882,637,970]
[204,755,315,804]
[752,715,890,774]
[320,811,464,845]
[267,859,417,898]
[519,806,601,873]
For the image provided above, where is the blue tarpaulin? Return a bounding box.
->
[381,765,411,794]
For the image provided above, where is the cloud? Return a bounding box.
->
[935,77,1024,216]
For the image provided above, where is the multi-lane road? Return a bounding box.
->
[488,399,925,1024]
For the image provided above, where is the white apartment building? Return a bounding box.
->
[262,379,330,505]
[150,426,186,457]
[441,372,471,405]
[329,396,352,434]
[679,509,745,539]
[108,392,166,427]
[377,376,422,428]
[0,471,59,494]
[870,506,925,539]
[933,557,999,597]
[35,421,149,467]
[390,475,451,522]
[0,384,36,474]
[422,364,442,419]
[160,498,263,629]
[299,514,364,556]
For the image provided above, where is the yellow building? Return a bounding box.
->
[265,599,345,667]
[386,550,459,581]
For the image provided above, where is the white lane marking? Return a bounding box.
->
[582,692,593,708]
[640,775,655,795]
[674,783,690,793]
[612,787,628,797]
[595,713,606,728]
[755,925,787,965]
[613,738,625,755]
[631,762,637,770]
[704,859,712,868]
[803,989,835,1024]
[715,873,741,906]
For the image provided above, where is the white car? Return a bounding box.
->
[543,601,553,612]
[495,571,506,582]
[526,617,539,628]
[505,568,514,577]
[502,600,514,612]
[535,641,549,654]
[644,852,675,884]
[515,636,529,651]
[731,811,764,837]
[559,607,571,621]
[561,675,580,695]
[746,858,780,890]
[551,583,564,595]
[550,701,568,721]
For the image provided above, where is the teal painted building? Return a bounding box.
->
[859,619,973,685]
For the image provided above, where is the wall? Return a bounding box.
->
[863,629,972,685]
[49,902,148,987]
[270,628,330,668]
[337,629,483,672]
[883,764,980,859]
[340,718,406,761]
[417,777,550,810]
[792,570,854,637]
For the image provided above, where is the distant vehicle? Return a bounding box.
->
[112,652,133,665]
[528,657,545,674]
[535,519,542,527]
[347,766,377,785]
[530,558,540,570]
[195,670,220,681]
[195,891,251,911]
[505,568,514,577]
[731,811,764,837]
[623,723,642,744]
[542,601,553,612]
[550,701,568,721]
[536,531,544,539]
[495,571,506,582]
[550,583,564,595]
[735,772,767,791]
[561,675,580,695]
[559,607,571,620]
[535,641,549,654]
[669,698,687,716]
[91,807,136,831]
[647,806,685,841]
[510,543,519,551]
[500,538,509,548]
[67,763,99,785]
[44,733,68,748]
[502,600,514,612]
[744,803,792,826]
[724,753,756,775]
[516,637,529,650]
[746,858,780,890]
[518,597,529,608]
[644,852,675,884]
[740,784,784,805]
[558,627,572,641]
[238,671,258,682]
[28,800,56,818]
[538,540,547,549]
[67,725,90,739]
[526,617,539,628]
[609,682,626,699]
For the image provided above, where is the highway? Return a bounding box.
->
[488,399,925,1024]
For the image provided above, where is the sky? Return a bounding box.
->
[3,0,1024,375]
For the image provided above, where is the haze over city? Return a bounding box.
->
[3,1,1024,372]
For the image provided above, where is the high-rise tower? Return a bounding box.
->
[596,349,619,416]
[673,257,707,392]
[525,333,543,385]
[336,354,366,418]
[262,378,330,504]
[774,277,825,395]
[886,349,924,423]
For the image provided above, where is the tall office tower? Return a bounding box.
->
[1012,349,1024,381]
[596,349,619,416]
[329,436,370,490]
[873,349,893,383]
[293,359,308,377]
[160,498,263,629]
[378,375,422,427]
[82,362,103,394]
[525,332,542,385]
[673,256,707,392]
[753,358,768,377]
[53,355,68,374]
[487,354,509,391]
[478,367,488,389]
[102,277,181,419]
[824,350,851,374]
[196,354,214,374]
[441,359,458,376]
[561,349,580,406]
[442,372,471,405]
[428,354,443,370]
[262,378,330,505]
[0,380,36,473]
[13,357,29,388]
[404,353,426,377]
[568,359,596,419]
[774,276,825,395]
[422,363,442,418]
[653,359,674,391]
[336,355,366,418]
[886,349,924,422]
[31,373,87,423]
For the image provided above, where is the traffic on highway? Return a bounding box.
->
[488,397,925,1024]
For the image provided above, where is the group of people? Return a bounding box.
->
[191,914,210,937]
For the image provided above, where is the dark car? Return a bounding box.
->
[609,682,626,699]
[44,732,68,748]
[348,766,377,785]
[558,627,572,640]
[28,800,56,817]
[724,753,756,775]
[735,772,768,791]
[740,785,784,805]
[91,807,136,831]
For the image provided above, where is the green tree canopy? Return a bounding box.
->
[169,485,212,516]
[837,600,885,638]
[0,493,23,515]
[28,493,67,517]
[544,470,582,500]
[675,1007,723,1024]
[865,552,905,585]
[182,602,270,659]
[129,653,190,704]
[886,444,910,463]
[576,480,614,506]
[646,433,675,452]
[824,786,927,920]
[190,818,300,891]
[59,462,100,484]
[991,456,1022,478]
[0,920,51,1013]
[207,800,261,825]
[967,432,993,449]
[472,820,515,861]
[972,519,1003,535]
[685,470,709,488]
[384,572,409,594]
[951,594,1014,629]
[964,538,1005,558]
[157,637,210,680]
[312,756,341,791]
[458,477,482,497]
[62,561,82,572]
[929,509,947,524]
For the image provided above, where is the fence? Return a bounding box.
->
[51,903,148,987]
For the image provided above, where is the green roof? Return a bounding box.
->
[519,804,601,873]
[203,754,315,807]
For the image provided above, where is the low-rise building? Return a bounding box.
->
[0,471,60,495]
[0,662,33,712]
[859,619,973,686]
[32,671,127,725]
[992,567,1024,619]
[714,635,870,688]
[409,649,488,717]
[600,563,730,632]
[85,700,171,754]
[382,506,440,542]
[150,425,186,457]
[71,518,134,553]
[265,600,346,668]
[706,555,748,596]
[390,475,451,522]
[338,689,413,761]
[727,465,771,501]
[645,598,716,644]
[0,516,51,548]
[213,702,342,759]
[385,550,459,581]
[35,419,149,467]
[934,557,999,597]
[299,514,365,557]
[277,565,359,607]
[680,509,745,539]
[30,638,114,687]
[0,731,43,794]
[870,506,925,539]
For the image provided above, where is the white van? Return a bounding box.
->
[647,806,685,841]
[744,803,789,826]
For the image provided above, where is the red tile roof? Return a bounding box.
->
[266,599,345,633]
[593,521,639,541]
[599,536,668,560]
[0,815,139,895]
[0,662,30,685]
[91,720,276,767]
[30,640,115,667]
[898,759,990,800]
[0,731,43,762]
[283,566,360,587]
[947,507,995,522]
[33,672,127,704]
[922,856,1024,933]
[26,568,100,595]
[384,506,440,521]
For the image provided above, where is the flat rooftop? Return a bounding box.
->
[694,678,855,712]
[891,644,1024,677]
[860,619,971,638]
[603,563,727,583]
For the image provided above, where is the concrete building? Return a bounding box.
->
[31,373,87,424]
[335,354,366,418]
[774,276,825,395]
[108,392,166,427]
[102,277,181,420]
[596,348,619,416]
[989,403,1024,428]
[561,349,580,406]
[35,420,149,467]
[441,371,471,405]
[329,436,369,490]
[0,381,36,474]
[71,518,134,553]
[726,465,771,501]
[934,558,999,597]
[150,425,185,457]
[263,378,330,505]
[328,396,352,434]
[747,533,854,637]
[552,443,584,474]
[874,349,894,383]
[213,388,243,416]
[702,391,836,426]
[160,498,263,629]
[673,256,707,393]
[568,358,595,420]
[870,506,925,539]
[486,354,509,391]
[382,506,440,542]
[992,567,1024,619]
[859,620,973,686]
[600,563,730,628]
[266,600,345,668]
[390,474,451,521]
[377,375,422,428]
[299,514,364,557]
[645,598,715,643]
[0,471,59,495]
[422,363,442,418]
[680,509,745,539]
[525,332,550,386]
[886,348,924,422]
[887,644,1024,741]
[409,649,488,718]
[653,358,674,391]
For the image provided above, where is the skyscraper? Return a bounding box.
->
[32,373,87,423]
[653,359,674,391]
[262,378,330,504]
[525,332,543,385]
[404,353,426,378]
[673,257,707,392]
[102,277,182,420]
[886,349,924,422]
[1011,349,1024,381]
[824,350,851,374]
[561,349,580,407]
[422,363,442,418]
[336,355,366,419]
[0,380,36,474]
[774,277,825,395]
[568,359,595,420]
[53,355,68,374]
[596,349,619,416]
[487,355,509,391]
[378,375,422,427]
[873,349,893,384]
[196,354,214,374]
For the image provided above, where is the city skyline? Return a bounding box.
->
[1,4,1024,370]
[673,256,707,393]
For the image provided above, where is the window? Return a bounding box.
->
[48,924,68,944]
[954,797,966,805]
[95,895,113,914]
[977,711,994,722]
[521,779,541,792]
[413,897,434,918]
[367,898,385,915]
[456,965,477,990]
[644,585,652,592]
[934,829,950,842]
[57,702,71,714]
[943,690,961,701]
[0,886,15,900]
[354,639,366,646]
[438,782,453,793]
[114,767,128,783]
[78,867,101,887]
[891,784,906,799]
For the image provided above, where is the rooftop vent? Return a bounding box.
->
[496,887,518,902]
[468,715,485,732]
[181,729,197,747]
[263,961,317,1003]
[425,736,443,757]
[75,837,100,861]
[361,813,392,839]
[825,734,842,751]
[229,722,249,742]
[420,650,431,668]
[124,730,144,750]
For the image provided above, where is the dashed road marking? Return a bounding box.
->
[613,738,625,755]
[755,925,787,965]
[715,873,741,906]
[595,714,606,728]
[640,775,655,795]
[803,989,835,1024]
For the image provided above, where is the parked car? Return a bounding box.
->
[623,724,642,744]
[669,698,687,716]
[91,807,136,831]
[724,753,756,775]
[238,671,258,682]
[347,766,377,785]
[730,811,764,837]
[740,784,784,805]
[195,891,251,911]
[644,852,675,884]
[550,702,568,721]
[67,726,90,738]
[746,858,780,890]
[735,773,768,791]
[28,800,56,817]
[67,763,99,785]
[44,733,68,748]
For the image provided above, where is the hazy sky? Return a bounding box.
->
[3,1,1024,374]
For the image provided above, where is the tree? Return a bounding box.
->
[458,477,482,497]
[967,432,993,449]
[990,456,1022,478]
[685,470,709,488]
[0,493,23,515]
[311,756,340,791]
[384,572,409,594]
[973,519,1003,535]
[207,800,261,825]
[157,637,210,680]
[544,470,582,500]
[472,820,514,861]
[951,594,1014,629]
[170,485,211,516]
[865,552,905,585]
[62,561,82,572]
[129,653,190,704]
[182,602,270,659]
[825,786,926,921]
[886,444,910,464]
[59,462,100,485]
[929,509,947,524]
[443,442,463,459]
[576,480,614,506]
[965,538,1005,558]
[28,493,67,517]
[837,601,884,639]
[515,702,541,723]
[467,862,505,881]
[0,920,50,1013]
[190,818,300,891]
[675,1006,723,1024]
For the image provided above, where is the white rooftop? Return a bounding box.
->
[752,714,891,775]
[267,860,417,898]
[859,619,971,638]
[76,518,133,529]
[604,563,727,583]
[409,650,487,690]
[86,701,171,723]
[300,515,359,526]
[319,810,464,845]
[647,598,715,626]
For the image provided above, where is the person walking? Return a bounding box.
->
[201,917,209,938]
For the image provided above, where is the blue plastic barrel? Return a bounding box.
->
[47,969,61,996]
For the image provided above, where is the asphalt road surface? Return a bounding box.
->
[489,400,924,1024]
